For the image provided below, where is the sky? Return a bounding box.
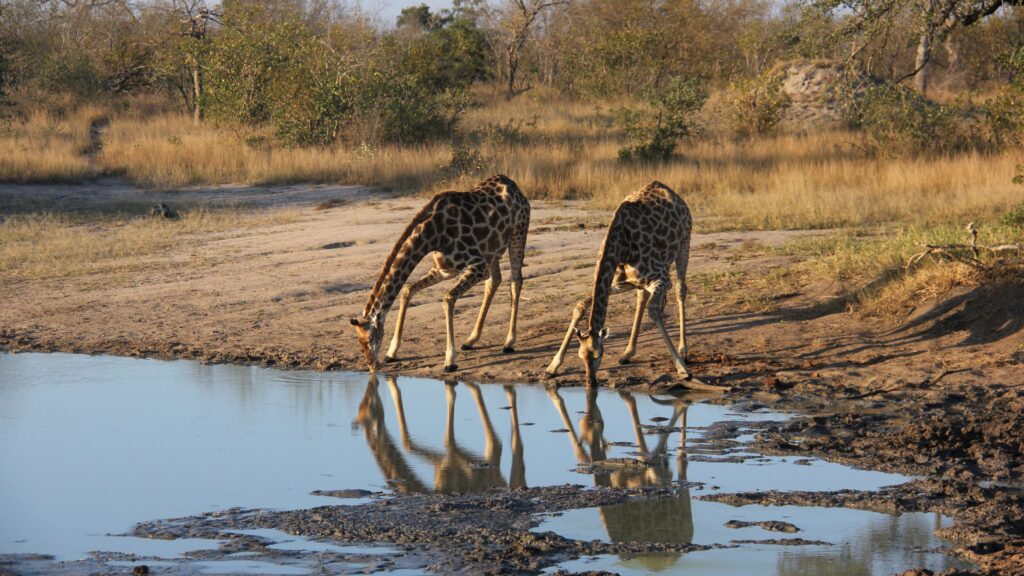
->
[363,0,455,24]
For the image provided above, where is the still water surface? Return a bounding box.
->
[0,353,967,574]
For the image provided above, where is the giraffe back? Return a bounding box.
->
[604,181,691,273]
[427,174,529,259]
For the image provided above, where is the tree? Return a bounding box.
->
[819,0,1024,94]
[484,0,569,96]
[172,0,219,124]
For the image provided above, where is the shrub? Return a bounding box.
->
[203,3,471,147]
[1001,203,1024,227]
[727,67,792,137]
[980,88,1024,150]
[618,77,707,162]
[844,83,961,155]
[442,141,487,178]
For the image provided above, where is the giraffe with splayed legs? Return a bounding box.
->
[545,181,715,388]
[351,175,530,373]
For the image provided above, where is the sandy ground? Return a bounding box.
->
[1,181,835,385]
[1,182,1023,574]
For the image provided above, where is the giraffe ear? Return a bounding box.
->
[573,327,586,340]
[598,327,610,340]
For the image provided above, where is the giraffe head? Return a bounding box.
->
[574,326,610,387]
[350,316,384,371]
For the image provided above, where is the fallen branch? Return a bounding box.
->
[847,367,969,400]
[905,242,1023,272]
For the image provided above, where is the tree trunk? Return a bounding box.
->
[506,46,517,96]
[191,58,203,125]
[913,30,931,95]
[944,35,962,87]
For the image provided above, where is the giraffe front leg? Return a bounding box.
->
[386,267,448,362]
[545,299,586,377]
[442,262,489,372]
[618,289,650,365]
[462,261,501,351]
[647,279,690,379]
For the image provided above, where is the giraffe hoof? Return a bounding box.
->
[383,355,398,363]
[444,364,459,373]
[501,346,515,354]
[460,343,475,351]
[617,357,633,365]
[544,370,557,379]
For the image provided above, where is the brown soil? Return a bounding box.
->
[1,182,1022,574]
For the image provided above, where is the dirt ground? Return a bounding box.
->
[1,182,1023,574]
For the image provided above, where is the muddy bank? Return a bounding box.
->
[129,485,709,576]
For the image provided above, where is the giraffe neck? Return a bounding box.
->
[365,231,433,324]
[586,237,620,335]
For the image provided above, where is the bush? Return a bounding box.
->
[981,89,1024,150]
[618,77,707,162]
[727,67,791,137]
[844,83,962,155]
[203,3,471,147]
[1001,203,1024,227]
[443,141,487,178]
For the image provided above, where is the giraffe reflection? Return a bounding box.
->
[548,387,695,548]
[355,374,525,493]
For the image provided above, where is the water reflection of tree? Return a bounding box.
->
[776,511,958,576]
[353,374,524,494]
[548,387,695,563]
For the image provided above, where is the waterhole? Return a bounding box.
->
[0,353,970,574]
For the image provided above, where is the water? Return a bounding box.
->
[0,353,968,574]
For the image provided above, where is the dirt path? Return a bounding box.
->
[0,186,826,384]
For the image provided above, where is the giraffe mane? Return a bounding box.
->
[363,194,446,318]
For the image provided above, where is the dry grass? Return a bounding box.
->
[777,220,1024,318]
[3,93,1023,232]
[0,209,299,281]
[0,105,102,182]
[94,111,447,191]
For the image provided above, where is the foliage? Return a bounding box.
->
[392,4,491,91]
[998,46,1024,91]
[443,141,488,178]
[727,67,792,137]
[1002,203,1024,227]
[618,78,707,162]
[200,2,471,147]
[844,83,960,155]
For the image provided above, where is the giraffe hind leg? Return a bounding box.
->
[462,260,501,350]
[647,278,690,379]
[503,213,529,353]
[442,261,489,372]
[675,225,692,359]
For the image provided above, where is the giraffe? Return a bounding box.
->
[545,181,693,387]
[350,175,530,373]
[355,374,523,493]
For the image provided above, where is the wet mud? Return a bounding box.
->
[128,486,711,576]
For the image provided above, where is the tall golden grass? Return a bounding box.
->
[0,106,102,182]
[3,93,1023,231]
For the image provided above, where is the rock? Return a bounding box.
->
[149,203,179,220]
